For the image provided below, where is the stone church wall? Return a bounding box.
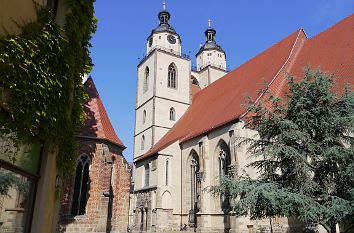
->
[130,121,309,233]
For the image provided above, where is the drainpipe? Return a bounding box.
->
[180,143,183,230]
[127,163,133,232]
[127,193,131,233]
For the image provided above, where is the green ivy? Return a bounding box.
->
[0,1,97,177]
[0,170,29,196]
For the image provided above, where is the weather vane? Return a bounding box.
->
[208,19,211,27]
[163,2,166,10]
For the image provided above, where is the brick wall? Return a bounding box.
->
[110,144,131,232]
[57,138,131,233]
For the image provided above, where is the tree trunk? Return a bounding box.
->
[269,217,274,233]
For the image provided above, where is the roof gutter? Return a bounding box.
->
[180,118,240,144]
[133,152,158,164]
[75,135,126,149]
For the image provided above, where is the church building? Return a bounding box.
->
[57,77,131,233]
[129,4,353,233]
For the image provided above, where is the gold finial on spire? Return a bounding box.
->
[208,19,211,27]
[163,2,166,10]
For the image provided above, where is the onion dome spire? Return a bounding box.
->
[158,2,170,25]
[153,2,176,34]
[205,19,216,42]
[196,19,225,56]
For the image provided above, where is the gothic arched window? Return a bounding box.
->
[218,141,231,213]
[169,107,175,121]
[143,67,149,93]
[144,164,150,187]
[165,160,169,186]
[141,135,145,150]
[218,142,231,178]
[188,150,200,227]
[143,110,146,124]
[167,63,177,89]
[71,154,90,216]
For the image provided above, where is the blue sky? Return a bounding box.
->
[89,0,353,161]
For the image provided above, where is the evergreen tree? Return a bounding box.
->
[209,67,354,233]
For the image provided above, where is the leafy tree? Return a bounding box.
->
[0,170,29,196]
[209,67,354,233]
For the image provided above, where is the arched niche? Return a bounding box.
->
[161,190,172,210]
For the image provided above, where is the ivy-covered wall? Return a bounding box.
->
[0,0,97,178]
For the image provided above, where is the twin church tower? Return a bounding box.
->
[133,3,228,160]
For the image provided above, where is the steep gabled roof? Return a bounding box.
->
[138,28,302,161]
[138,14,353,162]
[79,77,125,148]
[289,13,354,91]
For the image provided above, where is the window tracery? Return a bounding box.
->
[218,141,231,213]
[188,151,200,227]
[167,63,176,89]
[71,154,90,216]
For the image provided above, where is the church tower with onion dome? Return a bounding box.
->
[129,3,229,232]
[196,20,227,71]
[191,20,228,89]
[133,2,191,161]
[128,3,354,233]
[146,2,181,55]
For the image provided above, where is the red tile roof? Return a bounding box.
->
[289,14,354,91]
[138,14,353,161]
[191,83,201,100]
[79,77,125,147]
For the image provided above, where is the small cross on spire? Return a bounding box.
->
[163,2,166,10]
[208,19,211,27]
